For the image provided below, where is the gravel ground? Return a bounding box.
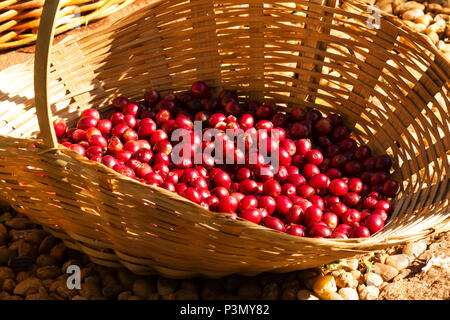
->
[0,0,448,301]
[0,201,448,300]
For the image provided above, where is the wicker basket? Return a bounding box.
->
[0,0,136,50]
[0,0,448,278]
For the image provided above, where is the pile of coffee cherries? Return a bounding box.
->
[53,81,400,239]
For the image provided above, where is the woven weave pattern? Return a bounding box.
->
[0,0,136,50]
[0,0,448,278]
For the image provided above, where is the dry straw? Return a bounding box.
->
[0,0,136,50]
[0,0,448,278]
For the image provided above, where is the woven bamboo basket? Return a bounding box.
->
[0,0,136,50]
[0,0,448,278]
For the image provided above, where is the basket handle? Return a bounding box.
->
[34,0,63,149]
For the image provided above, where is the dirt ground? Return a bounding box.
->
[0,0,448,300]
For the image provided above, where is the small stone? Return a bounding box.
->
[5,218,36,230]
[359,285,380,300]
[118,291,132,300]
[0,267,15,281]
[26,293,48,300]
[312,275,337,300]
[117,268,137,290]
[386,254,411,271]
[18,241,38,259]
[402,8,424,20]
[157,277,177,296]
[373,263,399,282]
[79,282,101,298]
[9,229,34,242]
[297,289,320,300]
[16,271,30,282]
[49,242,67,263]
[133,278,155,299]
[200,279,224,299]
[2,278,16,293]
[350,270,361,281]
[223,275,241,292]
[237,281,262,299]
[62,259,81,273]
[428,3,443,11]
[36,266,61,280]
[38,236,59,254]
[427,32,440,44]
[0,225,7,246]
[261,283,280,300]
[102,284,123,299]
[363,272,384,287]
[13,277,41,296]
[24,230,48,245]
[402,241,427,258]
[0,295,23,300]
[36,254,58,267]
[85,275,100,285]
[0,246,15,265]
[335,272,354,288]
[174,288,199,300]
[427,20,446,34]
[395,1,425,14]
[330,269,345,278]
[339,287,359,300]
[345,259,359,271]
[56,286,77,299]
[281,280,299,300]
[415,14,434,26]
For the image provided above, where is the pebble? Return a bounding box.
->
[403,8,425,20]
[2,278,15,293]
[0,247,14,265]
[359,285,380,300]
[36,266,61,280]
[338,287,359,300]
[396,1,425,14]
[363,272,384,287]
[297,289,320,300]
[174,288,199,300]
[36,254,58,267]
[200,280,224,299]
[79,282,101,299]
[402,240,427,258]
[0,267,15,281]
[385,254,411,271]
[132,278,155,299]
[5,218,36,230]
[415,14,434,26]
[281,280,299,300]
[117,268,136,290]
[345,259,359,271]
[157,277,177,296]
[0,225,7,246]
[117,291,132,300]
[373,263,399,281]
[13,277,41,296]
[312,275,337,300]
[427,20,446,34]
[335,272,355,288]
